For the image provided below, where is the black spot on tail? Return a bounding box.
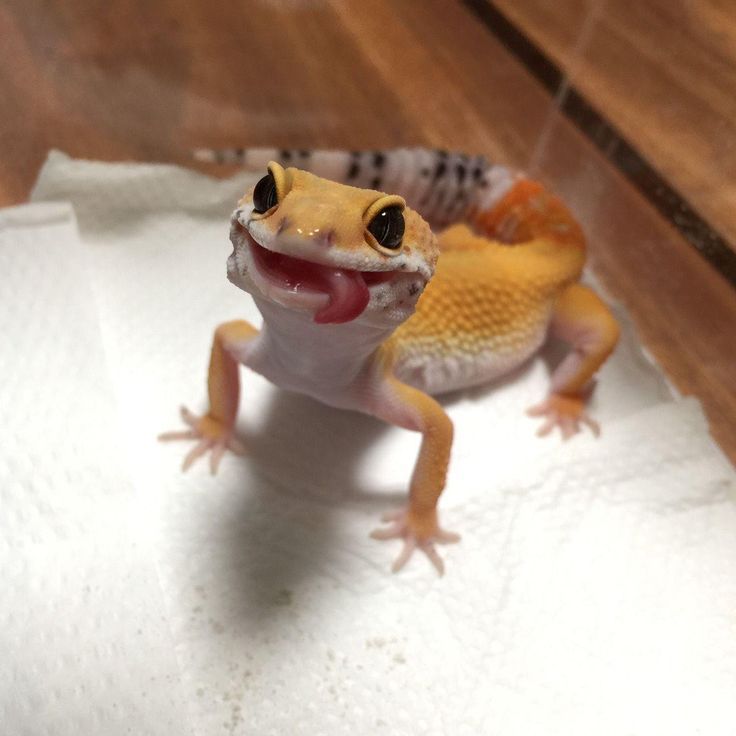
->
[373,152,386,168]
[347,151,361,180]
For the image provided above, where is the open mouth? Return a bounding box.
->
[245,230,395,324]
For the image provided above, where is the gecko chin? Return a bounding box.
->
[229,221,409,325]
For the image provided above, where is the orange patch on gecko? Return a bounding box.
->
[474,181,585,247]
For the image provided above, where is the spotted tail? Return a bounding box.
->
[193,146,520,230]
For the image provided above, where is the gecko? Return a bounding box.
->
[160,147,620,575]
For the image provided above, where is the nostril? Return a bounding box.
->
[314,229,336,247]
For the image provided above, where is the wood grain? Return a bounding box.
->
[1,0,734,463]
[493,0,736,252]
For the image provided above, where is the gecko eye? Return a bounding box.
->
[367,206,404,250]
[252,171,279,213]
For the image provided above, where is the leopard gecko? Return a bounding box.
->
[160,147,620,574]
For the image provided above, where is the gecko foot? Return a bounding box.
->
[527,393,600,440]
[158,406,245,474]
[370,509,460,576]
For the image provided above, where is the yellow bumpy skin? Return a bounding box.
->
[162,148,619,575]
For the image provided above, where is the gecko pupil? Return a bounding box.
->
[253,172,278,213]
[368,206,404,250]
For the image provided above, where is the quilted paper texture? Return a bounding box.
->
[0,205,193,736]
[153,403,736,736]
[28,154,736,736]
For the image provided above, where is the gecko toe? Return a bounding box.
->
[226,436,247,455]
[390,538,417,573]
[209,443,227,474]
[180,405,200,428]
[581,414,601,437]
[182,438,210,471]
[158,428,198,442]
[370,522,403,541]
[436,529,461,544]
[420,543,445,576]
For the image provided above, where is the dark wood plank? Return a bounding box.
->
[1,0,734,463]
[493,0,736,252]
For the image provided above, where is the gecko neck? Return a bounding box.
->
[252,297,396,391]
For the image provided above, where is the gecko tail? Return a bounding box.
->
[192,147,277,168]
[192,147,354,183]
[192,147,218,163]
[475,178,586,251]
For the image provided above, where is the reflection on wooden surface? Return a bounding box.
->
[1,0,734,462]
[494,0,736,252]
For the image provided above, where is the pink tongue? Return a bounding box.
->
[250,239,370,324]
[312,267,370,324]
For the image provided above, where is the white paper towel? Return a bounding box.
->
[0,203,194,736]
[2,150,733,735]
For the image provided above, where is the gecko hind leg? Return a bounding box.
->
[528,283,620,439]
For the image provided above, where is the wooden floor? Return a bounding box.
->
[1,0,735,464]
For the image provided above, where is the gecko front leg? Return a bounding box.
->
[368,363,460,575]
[159,319,258,472]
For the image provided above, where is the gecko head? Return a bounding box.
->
[227,162,438,327]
